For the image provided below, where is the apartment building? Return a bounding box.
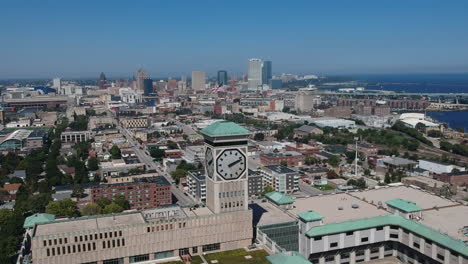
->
[259,165,299,194]
[91,177,171,210]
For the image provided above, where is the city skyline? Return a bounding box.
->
[1,1,468,79]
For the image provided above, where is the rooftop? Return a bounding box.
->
[290,193,388,224]
[297,211,324,222]
[421,205,468,242]
[200,121,251,137]
[265,191,295,205]
[352,186,457,210]
[251,201,296,227]
[263,165,296,174]
[23,213,56,229]
[266,251,312,264]
[386,199,422,213]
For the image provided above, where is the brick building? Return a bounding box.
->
[285,143,320,155]
[91,177,171,210]
[260,151,305,167]
[434,171,468,187]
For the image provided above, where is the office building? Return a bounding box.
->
[143,78,153,96]
[52,78,61,90]
[262,61,272,85]
[136,68,147,92]
[191,71,206,91]
[99,72,106,89]
[248,58,263,91]
[217,70,228,86]
[91,177,171,211]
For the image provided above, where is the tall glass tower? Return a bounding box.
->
[217,70,228,85]
[262,61,272,85]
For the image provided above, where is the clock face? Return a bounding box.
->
[205,148,214,178]
[216,149,246,180]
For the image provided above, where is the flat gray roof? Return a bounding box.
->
[352,186,457,210]
[421,205,468,242]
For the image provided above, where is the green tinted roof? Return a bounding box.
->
[267,252,312,264]
[265,191,295,205]
[305,214,468,257]
[200,121,250,137]
[24,213,55,228]
[386,199,422,213]
[298,211,324,222]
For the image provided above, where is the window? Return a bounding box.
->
[356,250,364,256]
[370,248,379,254]
[413,242,420,249]
[330,242,338,248]
[376,226,384,231]
[437,253,444,261]
[103,258,124,264]
[192,247,198,254]
[425,240,432,246]
[361,237,369,243]
[314,236,322,241]
[341,253,350,259]
[390,234,399,239]
[46,248,50,257]
[129,254,149,263]
[325,256,334,262]
[390,225,399,230]
[346,231,353,236]
[155,250,174,260]
[202,243,220,252]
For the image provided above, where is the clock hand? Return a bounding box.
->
[228,159,242,168]
[208,160,213,165]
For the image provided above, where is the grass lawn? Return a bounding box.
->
[204,249,269,264]
[314,184,335,191]
[191,256,204,264]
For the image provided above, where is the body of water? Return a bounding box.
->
[354,73,468,93]
[427,111,468,131]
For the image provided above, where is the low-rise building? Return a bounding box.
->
[120,117,149,128]
[0,183,21,202]
[418,160,465,174]
[248,169,264,197]
[91,177,171,210]
[346,143,378,158]
[434,171,468,187]
[183,145,205,164]
[60,130,93,143]
[99,158,146,178]
[293,125,323,138]
[260,151,305,167]
[285,143,320,155]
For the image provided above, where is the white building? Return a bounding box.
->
[313,119,356,129]
[418,160,465,174]
[52,77,61,90]
[119,88,142,104]
[191,71,206,91]
[248,58,263,91]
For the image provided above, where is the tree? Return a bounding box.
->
[253,133,265,141]
[384,173,391,184]
[327,155,340,167]
[96,197,112,209]
[280,160,288,167]
[87,157,99,171]
[171,169,187,184]
[46,198,79,218]
[113,194,130,210]
[456,126,465,133]
[415,122,426,132]
[282,106,290,113]
[364,169,371,176]
[150,148,165,160]
[262,185,274,196]
[82,203,102,216]
[305,155,316,165]
[71,184,85,198]
[110,145,121,159]
[102,203,124,214]
[326,170,338,179]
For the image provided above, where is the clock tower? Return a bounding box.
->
[200,121,250,214]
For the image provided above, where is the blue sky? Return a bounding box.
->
[1,0,468,79]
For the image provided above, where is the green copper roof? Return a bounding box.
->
[298,211,324,222]
[386,199,422,213]
[305,214,468,257]
[200,121,250,137]
[24,213,55,228]
[267,251,312,264]
[265,191,295,205]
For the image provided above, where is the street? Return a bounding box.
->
[114,118,196,207]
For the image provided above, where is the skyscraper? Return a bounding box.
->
[136,68,147,91]
[262,61,272,85]
[217,70,228,86]
[248,59,262,91]
[99,72,107,89]
[52,77,61,90]
[191,71,206,91]
[143,78,153,96]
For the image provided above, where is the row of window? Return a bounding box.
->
[46,242,96,256]
[220,200,244,209]
[218,190,245,198]
[102,238,125,249]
